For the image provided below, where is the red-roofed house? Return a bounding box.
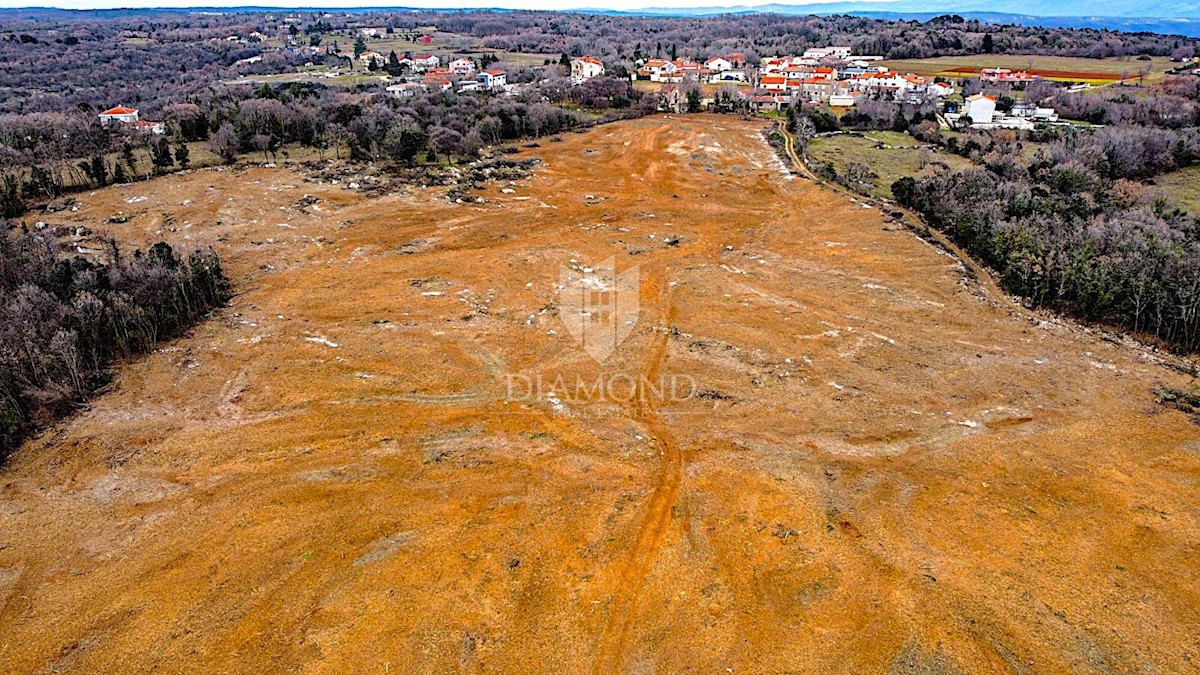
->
[637,59,679,82]
[98,106,139,125]
[449,57,476,75]
[981,68,1036,83]
[477,69,506,89]
[413,53,439,70]
[98,106,164,134]
[132,120,165,134]
[964,93,998,124]
[759,75,788,92]
[571,55,605,84]
[705,56,734,72]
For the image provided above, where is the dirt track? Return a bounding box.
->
[2,115,1199,672]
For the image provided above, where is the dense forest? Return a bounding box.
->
[0,226,229,458]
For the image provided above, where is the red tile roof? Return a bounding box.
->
[101,106,137,115]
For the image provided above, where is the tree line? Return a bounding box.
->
[890,113,1200,352]
[0,224,230,459]
[0,75,650,215]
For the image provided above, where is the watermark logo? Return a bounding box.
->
[501,258,696,409]
[559,257,640,363]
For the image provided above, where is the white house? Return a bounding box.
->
[803,46,852,60]
[636,59,680,82]
[448,58,476,75]
[386,82,425,98]
[929,81,954,97]
[131,120,165,134]
[704,56,734,72]
[98,106,165,134]
[963,94,998,125]
[758,75,790,92]
[98,105,139,125]
[413,53,440,70]
[708,70,746,83]
[571,55,605,84]
[477,69,506,90]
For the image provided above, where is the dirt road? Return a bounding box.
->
[1,115,1198,672]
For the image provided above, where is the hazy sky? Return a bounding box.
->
[0,0,894,10]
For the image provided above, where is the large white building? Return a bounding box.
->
[477,69,507,90]
[803,46,852,60]
[963,94,998,125]
[571,56,605,84]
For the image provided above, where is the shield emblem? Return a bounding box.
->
[559,258,640,362]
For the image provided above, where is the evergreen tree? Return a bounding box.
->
[121,142,137,178]
[151,136,174,173]
[174,141,190,169]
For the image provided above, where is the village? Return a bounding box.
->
[217,19,1069,133]
[627,48,1063,127]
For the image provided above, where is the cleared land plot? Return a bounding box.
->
[1,116,1198,673]
[808,131,974,199]
[880,54,1175,85]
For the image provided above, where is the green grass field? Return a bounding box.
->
[878,54,1174,86]
[807,131,975,200]
[1154,166,1200,215]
